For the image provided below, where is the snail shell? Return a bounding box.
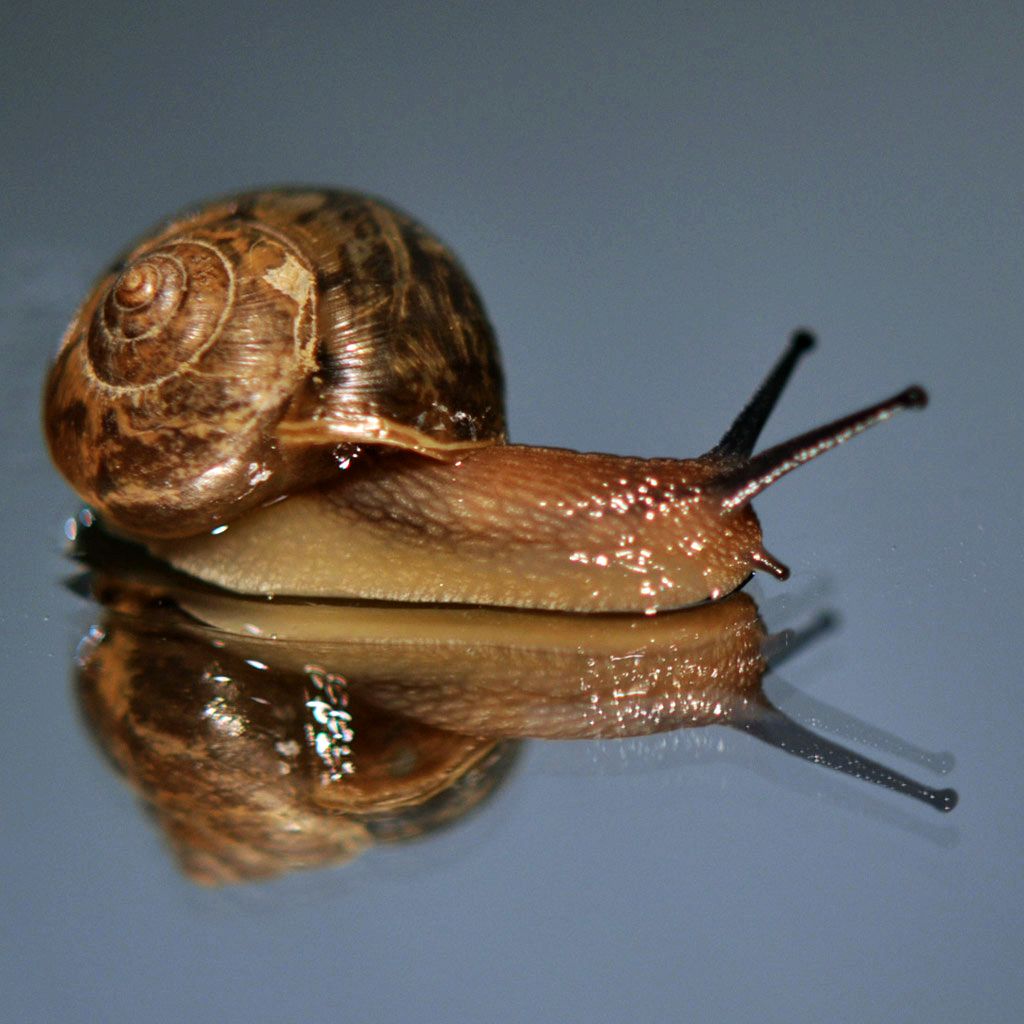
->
[44,189,505,538]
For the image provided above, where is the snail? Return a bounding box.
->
[45,188,927,613]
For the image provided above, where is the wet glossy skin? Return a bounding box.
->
[149,446,775,613]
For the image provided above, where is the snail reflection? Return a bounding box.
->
[76,608,517,886]
[70,522,956,886]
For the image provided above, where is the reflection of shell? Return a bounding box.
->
[75,597,517,886]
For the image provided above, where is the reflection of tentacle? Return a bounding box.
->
[761,611,838,666]
[764,677,955,775]
[761,611,954,776]
[730,695,958,812]
[551,731,958,847]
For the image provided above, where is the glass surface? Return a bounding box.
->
[3,4,1022,1022]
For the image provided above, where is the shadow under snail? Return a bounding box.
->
[44,188,927,613]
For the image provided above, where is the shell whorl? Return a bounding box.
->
[44,189,507,538]
[90,242,233,388]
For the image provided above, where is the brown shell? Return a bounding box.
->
[44,189,507,538]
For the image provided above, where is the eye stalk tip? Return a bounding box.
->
[900,385,929,410]
[790,329,817,354]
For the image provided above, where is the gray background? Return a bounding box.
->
[3,3,1022,1022]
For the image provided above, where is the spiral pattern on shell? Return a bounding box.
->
[90,244,232,387]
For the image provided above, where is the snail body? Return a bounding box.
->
[149,444,766,611]
[45,188,926,613]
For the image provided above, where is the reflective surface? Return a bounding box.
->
[70,522,955,887]
[3,4,1022,1022]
